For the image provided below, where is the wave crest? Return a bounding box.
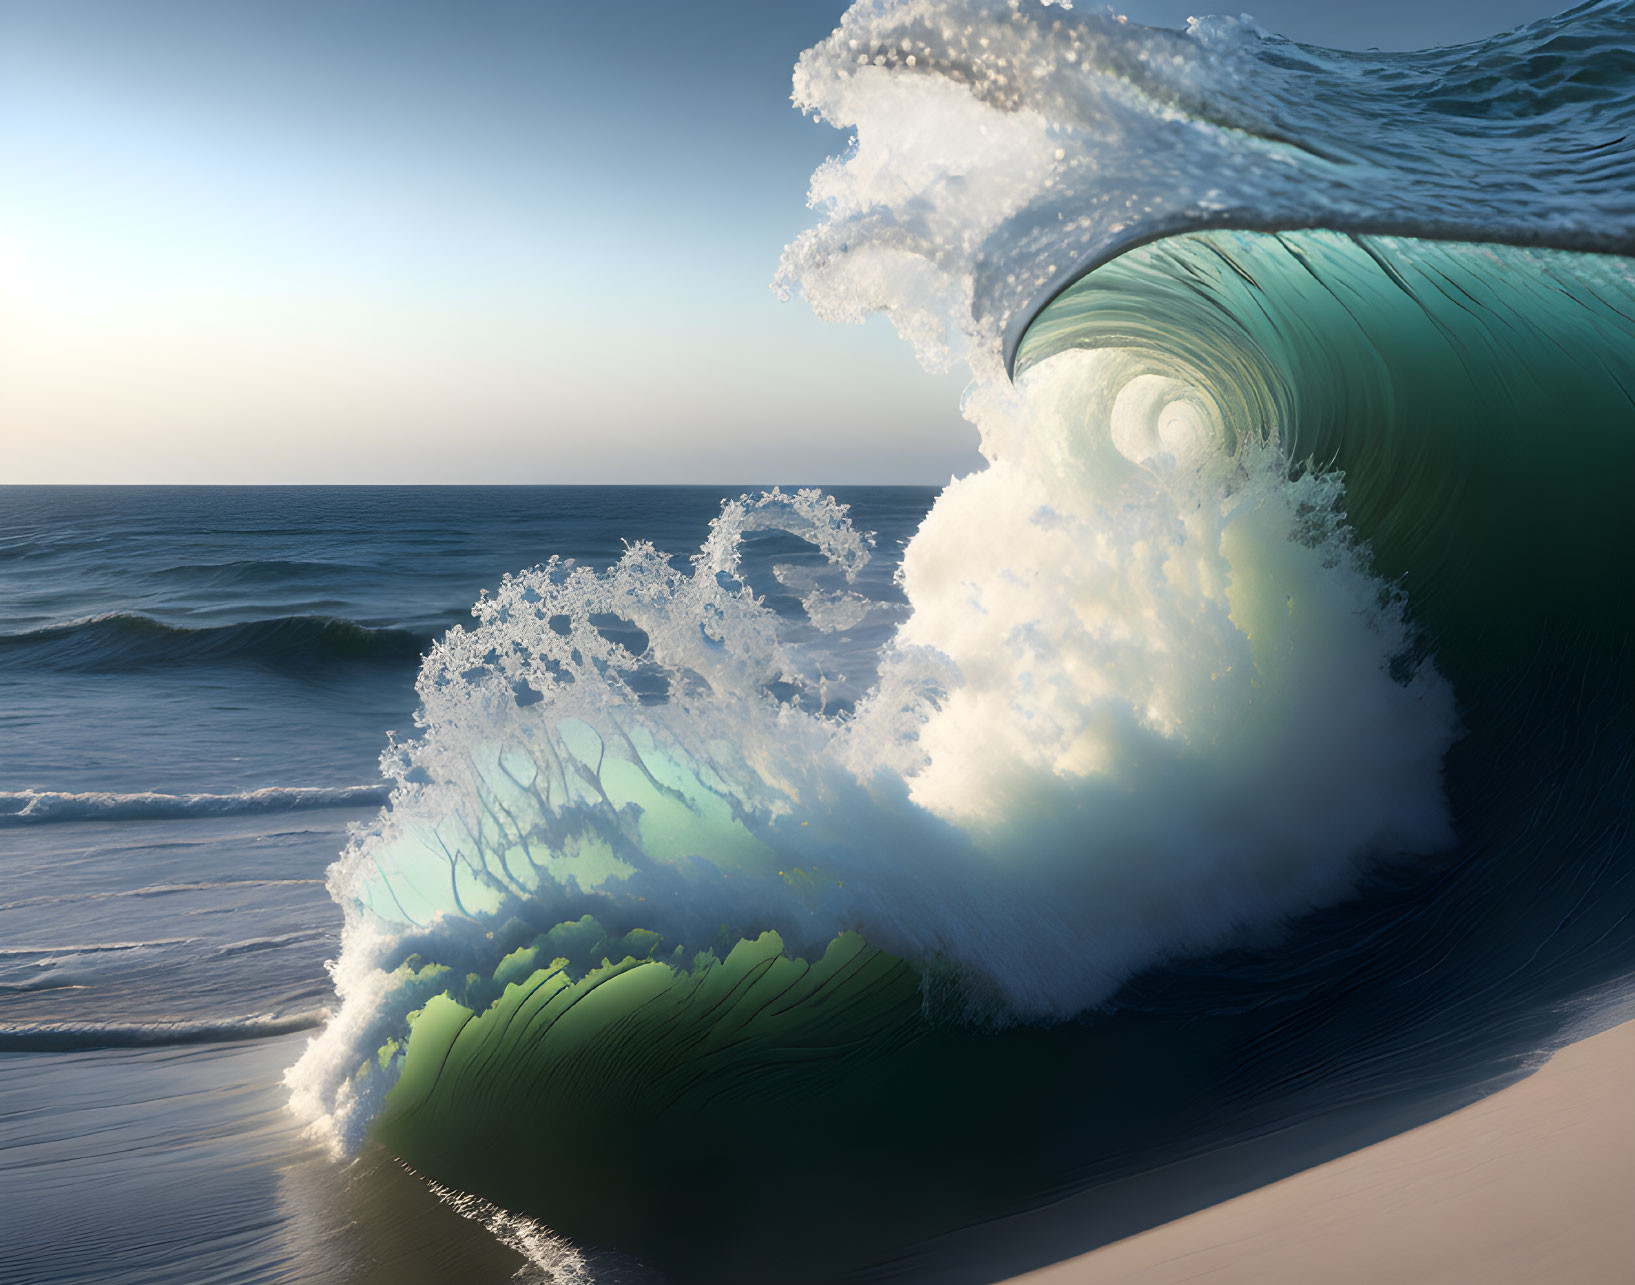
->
[292,423,1459,1149]
[0,612,427,673]
[0,785,391,826]
[778,0,1635,379]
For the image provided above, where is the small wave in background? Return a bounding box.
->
[0,613,430,674]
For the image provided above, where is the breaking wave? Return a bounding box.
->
[0,613,427,673]
[0,785,391,826]
[0,1011,328,1053]
[286,2,1635,1279]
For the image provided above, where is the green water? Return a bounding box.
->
[372,231,1635,1283]
[1018,230,1635,664]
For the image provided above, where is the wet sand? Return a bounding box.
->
[1009,1016,1635,1284]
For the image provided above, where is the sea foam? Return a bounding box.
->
[290,391,1457,1149]
[0,785,390,826]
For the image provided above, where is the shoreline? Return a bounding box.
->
[1008,1016,1635,1284]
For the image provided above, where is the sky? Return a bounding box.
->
[1,0,1566,484]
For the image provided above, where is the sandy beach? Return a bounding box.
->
[1011,1016,1635,1284]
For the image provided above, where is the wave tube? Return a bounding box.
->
[0,785,390,826]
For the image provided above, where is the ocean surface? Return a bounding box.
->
[8,1,1635,1283]
[0,484,933,1282]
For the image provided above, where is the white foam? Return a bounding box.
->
[0,785,390,826]
[415,1167,590,1285]
[290,414,1457,1147]
[0,1010,328,1050]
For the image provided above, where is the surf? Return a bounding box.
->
[287,2,1635,1279]
[0,612,428,672]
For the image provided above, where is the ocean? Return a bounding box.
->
[8,0,1635,1282]
[0,484,932,1282]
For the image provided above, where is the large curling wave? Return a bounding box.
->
[289,3,1635,1280]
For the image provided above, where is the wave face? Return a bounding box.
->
[290,4,1635,1280]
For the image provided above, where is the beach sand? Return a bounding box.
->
[1010,1016,1635,1284]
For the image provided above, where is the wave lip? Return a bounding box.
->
[0,611,428,673]
[0,785,391,826]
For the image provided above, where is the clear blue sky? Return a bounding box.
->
[0,0,1562,484]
